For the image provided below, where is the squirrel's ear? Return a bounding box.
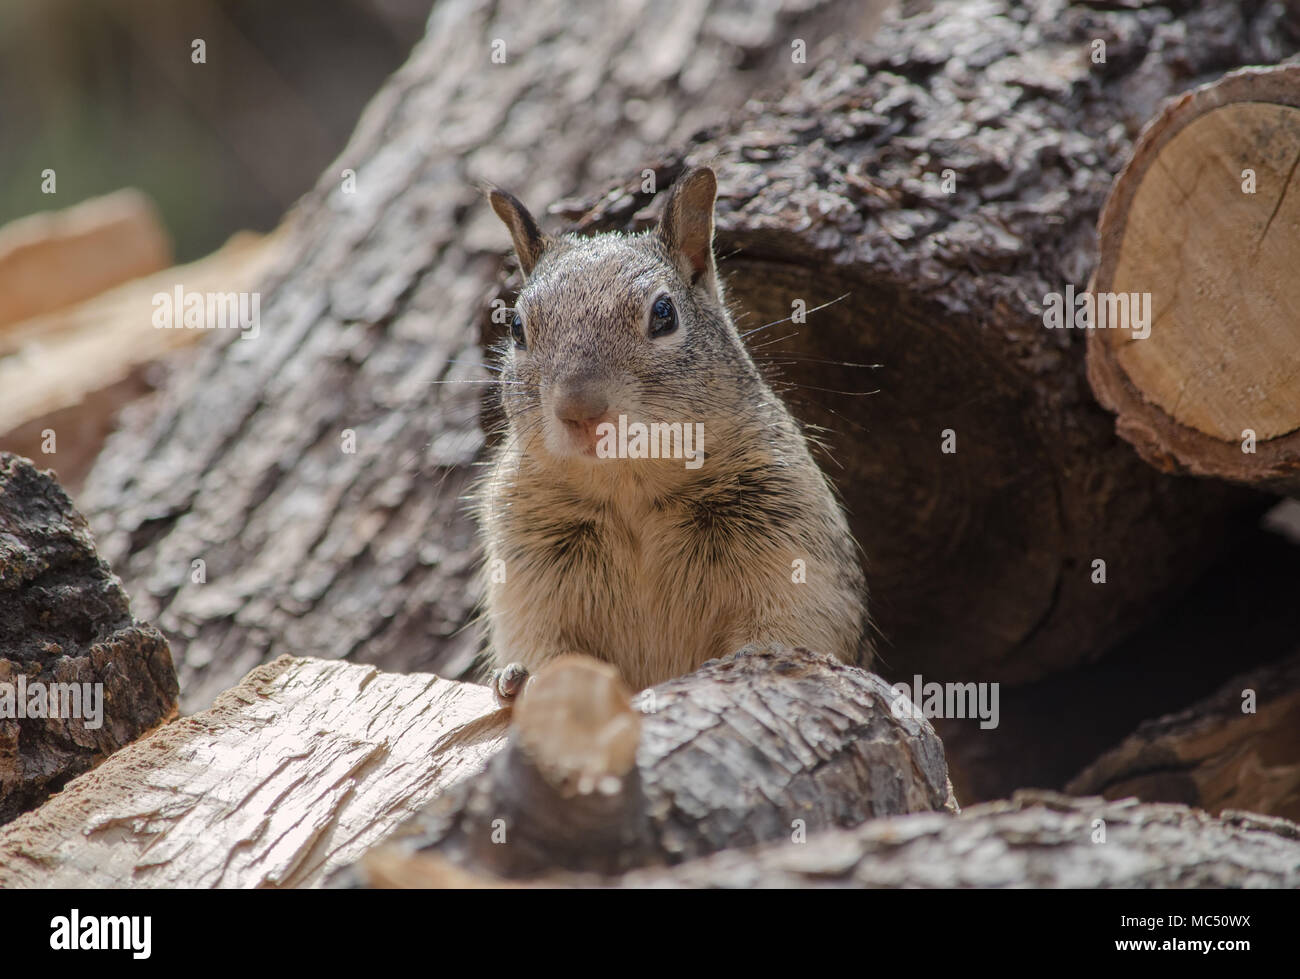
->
[657,166,717,286]
[488,188,548,278]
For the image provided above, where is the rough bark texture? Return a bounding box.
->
[0,656,506,888]
[79,0,890,713]
[608,792,1300,888]
[1067,649,1300,822]
[359,791,1300,888]
[343,645,955,883]
[0,452,177,825]
[1087,64,1300,493]
[0,645,952,888]
[569,0,1297,685]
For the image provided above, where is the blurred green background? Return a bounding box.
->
[0,0,429,260]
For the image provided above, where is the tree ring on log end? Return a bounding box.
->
[1088,65,1300,493]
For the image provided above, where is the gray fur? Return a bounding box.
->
[473,167,869,691]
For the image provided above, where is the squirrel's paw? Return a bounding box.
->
[492,662,531,707]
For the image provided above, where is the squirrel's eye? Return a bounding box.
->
[649,296,677,338]
[511,311,526,349]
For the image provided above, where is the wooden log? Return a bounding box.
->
[566,0,1293,685]
[77,0,891,712]
[0,189,171,330]
[0,656,506,888]
[0,453,178,825]
[357,792,1300,888]
[1087,65,1300,494]
[609,793,1300,888]
[1067,649,1300,821]
[0,230,282,495]
[0,645,951,888]
[345,645,955,883]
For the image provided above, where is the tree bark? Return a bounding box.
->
[567,0,1297,686]
[607,793,1300,888]
[79,0,890,713]
[0,453,178,825]
[345,646,955,883]
[358,791,1300,888]
[1087,64,1300,493]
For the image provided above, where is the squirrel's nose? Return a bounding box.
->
[553,383,610,427]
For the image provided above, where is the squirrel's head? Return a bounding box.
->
[487,166,760,469]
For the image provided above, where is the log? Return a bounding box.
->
[610,793,1300,888]
[78,0,891,712]
[0,230,282,495]
[0,645,951,888]
[543,0,1295,685]
[345,646,955,883]
[358,792,1300,888]
[0,656,506,888]
[1087,65,1300,494]
[0,189,171,330]
[1067,649,1300,821]
[0,453,177,825]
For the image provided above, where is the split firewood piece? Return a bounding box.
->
[0,655,507,887]
[0,229,282,494]
[1088,64,1300,493]
[350,645,958,884]
[0,189,171,331]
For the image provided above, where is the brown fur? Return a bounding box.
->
[473,167,869,691]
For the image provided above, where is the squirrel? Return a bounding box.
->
[475,165,869,702]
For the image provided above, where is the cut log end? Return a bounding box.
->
[1089,64,1300,493]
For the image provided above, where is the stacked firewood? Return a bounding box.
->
[2,0,1298,887]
